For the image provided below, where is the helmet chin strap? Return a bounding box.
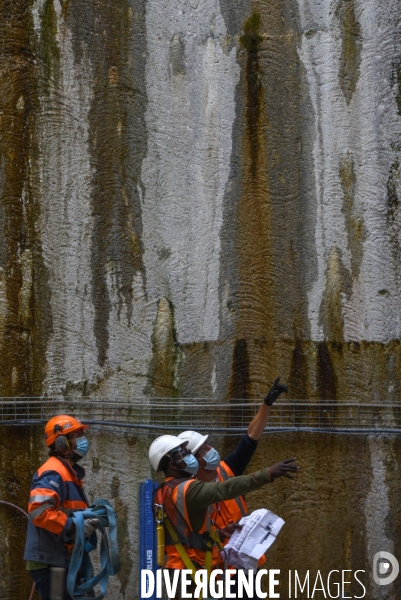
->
[168,457,187,476]
[60,449,75,460]
[64,446,84,462]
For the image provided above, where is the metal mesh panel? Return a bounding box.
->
[1,397,401,435]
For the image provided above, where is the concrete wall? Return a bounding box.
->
[1,0,401,598]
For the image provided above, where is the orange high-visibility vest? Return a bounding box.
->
[28,456,88,533]
[154,477,220,570]
[212,461,266,567]
[211,461,248,527]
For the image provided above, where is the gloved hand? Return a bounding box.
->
[269,458,299,481]
[84,518,100,537]
[220,522,243,541]
[263,376,288,405]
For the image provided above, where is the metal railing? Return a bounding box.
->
[1,397,401,435]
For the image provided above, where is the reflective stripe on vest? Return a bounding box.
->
[176,480,212,548]
[155,477,220,570]
[217,462,247,518]
[156,479,208,551]
[35,457,88,514]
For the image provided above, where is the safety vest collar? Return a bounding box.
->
[38,456,85,485]
[217,461,234,480]
[164,475,195,483]
[59,457,85,482]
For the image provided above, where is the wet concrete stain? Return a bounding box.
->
[246,433,372,599]
[336,0,362,105]
[66,0,148,367]
[218,337,250,460]
[319,245,352,343]
[258,0,317,342]
[288,339,309,399]
[174,338,397,448]
[169,34,186,77]
[40,0,60,93]
[392,59,401,116]
[114,495,133,596]
[0,425,43,600]
[240,13,264,177]
[228,337,250,399]
[0,158,6,268]
[235,11,275,371]
[316,341,338,400]
[177,341,215,398]
[110,473,120,498]
[0,0,52,396]
[147,298,180,398]
[386,436,401,598]
[386,158,401,267]
[224,1,317,399]
[340,150,365,279]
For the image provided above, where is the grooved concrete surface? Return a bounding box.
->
[1,1,401,598]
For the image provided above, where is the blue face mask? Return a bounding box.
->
[182,453,199,476]
[203,447,221,470]
[74,436,89,458]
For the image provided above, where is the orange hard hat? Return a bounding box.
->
[44,414,89,447]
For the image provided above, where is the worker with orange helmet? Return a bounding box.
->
[23,414,96,600]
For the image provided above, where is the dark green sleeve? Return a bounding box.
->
[185,468,272,532]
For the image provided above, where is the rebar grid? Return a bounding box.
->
[1,397,401,435]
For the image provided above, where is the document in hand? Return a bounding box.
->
[223,508,285,570]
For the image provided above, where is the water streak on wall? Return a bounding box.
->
[1,0,401,598]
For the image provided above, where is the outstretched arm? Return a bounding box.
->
[247,403,271,441]
[186,458,299,530]
[247,377,288,441]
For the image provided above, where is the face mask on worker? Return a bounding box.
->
[182,453,199,475]
[202,447,220,470]
[74,436,90,458]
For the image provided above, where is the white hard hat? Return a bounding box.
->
[148,435,188,472]
[178,431,208,455]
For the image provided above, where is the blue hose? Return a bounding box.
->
[67,499,120,600]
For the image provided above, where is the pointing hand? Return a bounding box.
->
[264,376,288,406]
[269,458,299,481]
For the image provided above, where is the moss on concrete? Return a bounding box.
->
[40,0,60,92]
[239,13,263,177]
[340,151,365,279]
[392,60,401,116]
[336,0,362,105]
[0,425,43,600]
[0,0,52,396]
[319,246,352,344]
[66,0,148,367]
[147,298,180,398]
[387,158,401,265]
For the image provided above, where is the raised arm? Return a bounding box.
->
[247,377,288,440]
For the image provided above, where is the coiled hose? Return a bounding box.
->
[0,500,36,600]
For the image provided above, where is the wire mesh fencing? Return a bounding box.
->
[1,397,401,435]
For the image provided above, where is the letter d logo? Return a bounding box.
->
[373,551,399,586]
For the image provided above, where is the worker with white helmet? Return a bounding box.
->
[177,376,289,598]
[149,431,298,580]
